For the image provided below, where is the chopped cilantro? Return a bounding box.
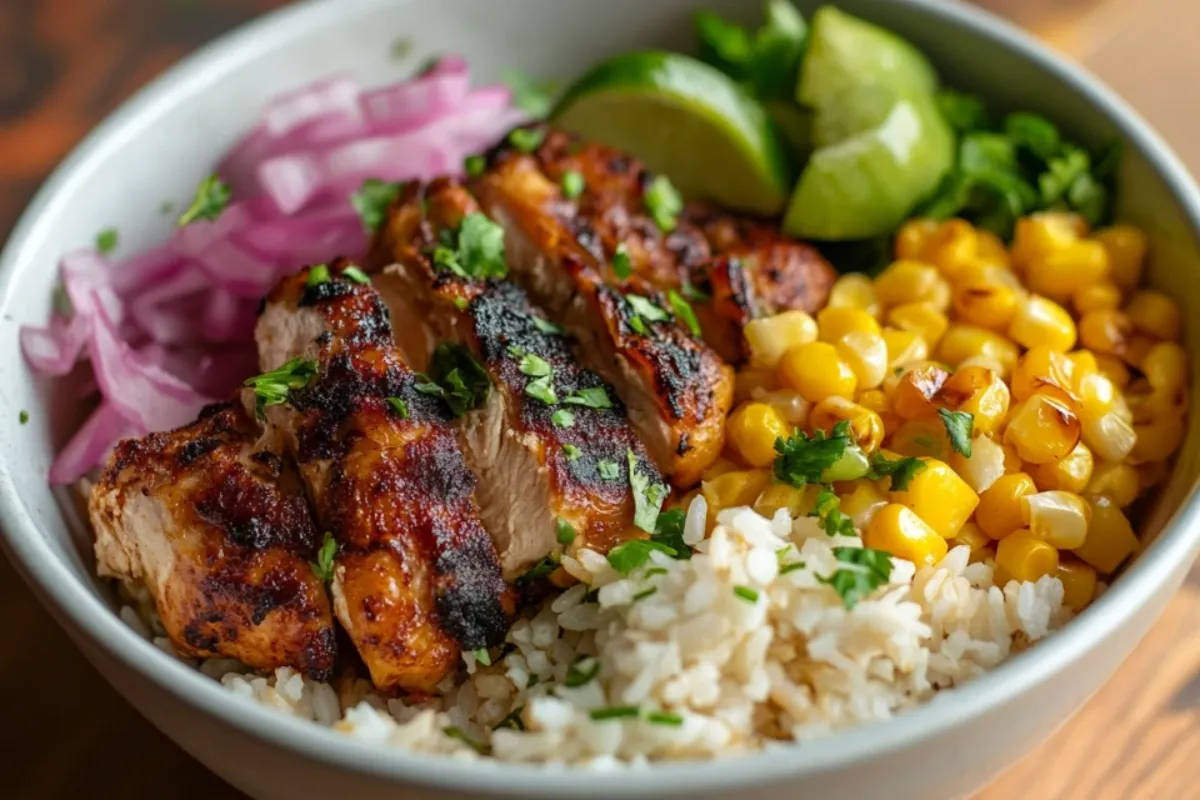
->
[612,244,632,279]
[177,175,230,227]
[667,289,701,337]
[532,315,562,335]
[644,175,683,232]
[867,452,927,491]
[493,707,525,731]
[551,408,575,428]
[341,265,370,285]
[633,587,657,601]
[350,178,404,233]
[516,352,552,377]
[473,648,492,666]
[652,508,691,560]
[244,357,318,420]
[627,294,669,322]
[464,154,486,178]
[509,127,545,153]
[518,555,559,583]
[606,540,676,575]
[563,387,612,409]
[562,443,582,461]
[590,706,639,721]
[96,228,118,255]
[646,711,684,726]
[307,264,330,287]
[695,0,807,101]
[938,408,975,457]
[310,532,337,582]
[556,518,577,546]
[453,297,469,311]
[733,585,760,603]
[681,282,710,303]
[779,561,807,575]
[432,212,508,280]
[565,657,600,687]
[18,410,29,425]
[597,460,620,480]
[561,170,585,200]
[645,567,668,577]
[936,88,989,134]
[501,70,556,118]
[818,547,894,609]
[629,316,649,335]
[773,421,854,487]
[525,375,558,405]
[628,448,666,533]
[386,396,409,419]
[443,726,487,754]
[812,488,856,538]
[418,342,491,416]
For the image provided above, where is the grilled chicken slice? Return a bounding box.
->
[364,178,667,579]
[473,136,734,488]
[255,260,512,692]
[477,125,836,362]
[89,402,336,679]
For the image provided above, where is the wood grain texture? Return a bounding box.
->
[0,1,1195,799]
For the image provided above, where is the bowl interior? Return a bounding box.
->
[1,0,1199,793]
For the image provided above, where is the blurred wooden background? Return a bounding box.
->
[1,1,1196,798]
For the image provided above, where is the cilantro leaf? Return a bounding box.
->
[551,408,575,428]
[421,342,491,416]
[493,707,525,731]
[867,452,927,491]
[936,88,988,134]
[386,396,409,419]
[525,375,558,405]
[694,1,807,102]
[443,726,487,754]
[667,289,702,337]
[612,244,632,280]
[310,532,337,583]
[606,539,676,575]
[178,175,231,227]
[627,294,669,322]
[1005,112,1062,162]
[562,443,582,461]
[652,508,691,559]
[937,408,974,457]
[556,518,577,546]
[517,554,559,583]
[812,487,857,537]
[244,357,318,420]
[628,448,666,533]
[516,351,552,377]
[561,170,586,199]
[644,175,683,232]
[341,265,370,285]
[563,387,612,409]
[455,213,508,279]
[464,154,486,178]
[565,657,600,687]
[96,228,118,255]
[773,421,854,487]
[733,585,760,603]
[597,460,620,480]
[509,127,546,153]
[307,264,331,287]
[532,315,562,335]
[351,178,404,233]
[818,546,893,609]
[501,70,556,119]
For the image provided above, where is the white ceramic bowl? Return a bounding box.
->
[3,1,1199,798]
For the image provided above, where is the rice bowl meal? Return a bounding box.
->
[20,0,1190,770]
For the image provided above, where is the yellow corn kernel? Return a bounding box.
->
[703,457,742,481]
[1011,346,1077,402]
[809,397,885,453]
[1094,225,1148,289]
[827,273,881,318]
[734,368,776,405]
[954,521,993,561]
[836,331,889,390]
[952,279,1019,332]
[890,363,951,421]
[1011,212,1087,270]
[1004,392,1083,464]
[1130,415,1185,464]
[1085,461,1139,508]
[926,277,953,313]
[976,229,1011,269]
[1125,289,1182,341]
[1023,490,1091,549]
[995,530,1060,583]
[874,260,942,308]
[938,324,1020,377]
[1026,240,1110,301]
[889,458,980,539]
[858,388,897,423]
[1121,334,1156,370]
[1141,341,1189,393]
[1068,349,1099,376]
[1128,383,1189,426]
[895,219,940,261]
[922,219,980,280]
[755,482,819,518]
[751,389,811,427]
[950,434,1006,494]
[1009,295,1077,352]
[1031,442,1094,494]
[818,306,882,342]
[977,472,1039,540]
[1002,440,1024,473]
[1056,559,1098,612]
[888,418,951,462]
[1076,371,1117,423]
[777,341,857,403]
[1093,354,1130,390]
[1077,309,1132,356]
[840,480,889,528]
[864,504,949,566]
[882,327,929,369]
[1072,281,1123,315]
[888,302,950,350]
[726,402,793,468]
[1081,410,1137,463]
[702,469,773,516]
[744,310,818,369]
[936,366,1010,436]
[1073,496,1137,573]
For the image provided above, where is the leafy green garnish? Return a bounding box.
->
[667,290,702,337]
[565,657,600,687]
[818,547,894,609]
[525,375,558,405]
[606,540,676,575]
[351,178,404,233]
[681,281,710,303]
[509,127,546,153]
[773,421,854,487]
[653,508,691,560]
[307,264,330,287]
[96,228,118,255]
[695,0,807,101]
[516,351,552,377]
[551,408,575,428]
[563,443,582,461]
[341,265,370,285]
[644,175,683,232]
[633,587,657,601]
[518,555,559,583]
[310,532,337,583]
[501,70,556,118]
[812,488,856,538]
[629,316,649,336]
[627,294,669,322]
[556,518,577,546]
[473,648,492,666]
[443,726,487,754]
[628,448,667,533]
[867,452,926,491]
[938,408,974,457]
[646,711,684,726]
[464,154,486,178]
[177,175,231,226]
[612,244,632,279]
[244,357,318,420]
[386,396,409,419]
[936,88,988,134]
[563,387,612,409]
[417,342,491,416]
[779,561,807,575]
[18,410,29,425]
[733,585,760,604]
[493,707,525,731]
[532,315,562,335]
[590,706,639,721]
[433,212,508,279]
[598,460,620,480]
[561,170,586,199]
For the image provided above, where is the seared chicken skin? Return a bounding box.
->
[477,125,836,363]
[256,259,512,692]
[365,178,667,579]
[473,132,735,487]
[89,402,336,679]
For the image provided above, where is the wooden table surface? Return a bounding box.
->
[2,1,1196,798]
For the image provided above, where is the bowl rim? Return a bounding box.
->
[3,0,1200,795]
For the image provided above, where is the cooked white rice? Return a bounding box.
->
[119,497,1070,764]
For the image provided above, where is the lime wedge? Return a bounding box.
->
[552,51,792,215]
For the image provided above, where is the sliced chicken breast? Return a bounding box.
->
[255,259,512,692]
[89,402,336,679]
[364,178,668,579]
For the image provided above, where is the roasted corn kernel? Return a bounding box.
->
[1072,281,1122,314]
[1130,415,1185,464]
[975,229,1011,269]
[1056,558,1098,612]
[895,219,940,261]
[809,397,885,453]
[840,480,889,529]
[1093,354,1131,389]
[726,403,793,468]
[827,273,881,318]
[1094,225,1148,289]
[702,470,773,517]
[938,324,1020,376]
[1023,490,1091,549]
[755,483,819,518]
[890,363,951,420]
[1004,392,1082,464]
[836,331,890,389]
[1009,295,1077,352]
[1011,212,1087,270]
[1082,410,1137,463]
[1078,309,1132,356]
[1141,341,1189,393]
[954,522,994,562]
[1073,496,1137,573]
[953,278,1020,332]
[977,472,1039,540]
[1026,240,1110,301]
[1125,289,1182,341]
[874,260,943,308]
[935,366,1011,435]
[1011,346,1077,401]
[744,310,818,369]
[882,327,930,369]
[888,419,951,461]
[778,341,858,403]
[1031,442,1094,494]
[1085,461,1140,508]
[734,368,776,405]
[922,219,980,280]
[818,307,882,342]
[888,302,950,350]
[889,458,979,539]
[995,530,1060,583]
[751,389,811,427]
[864,504,949,566]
